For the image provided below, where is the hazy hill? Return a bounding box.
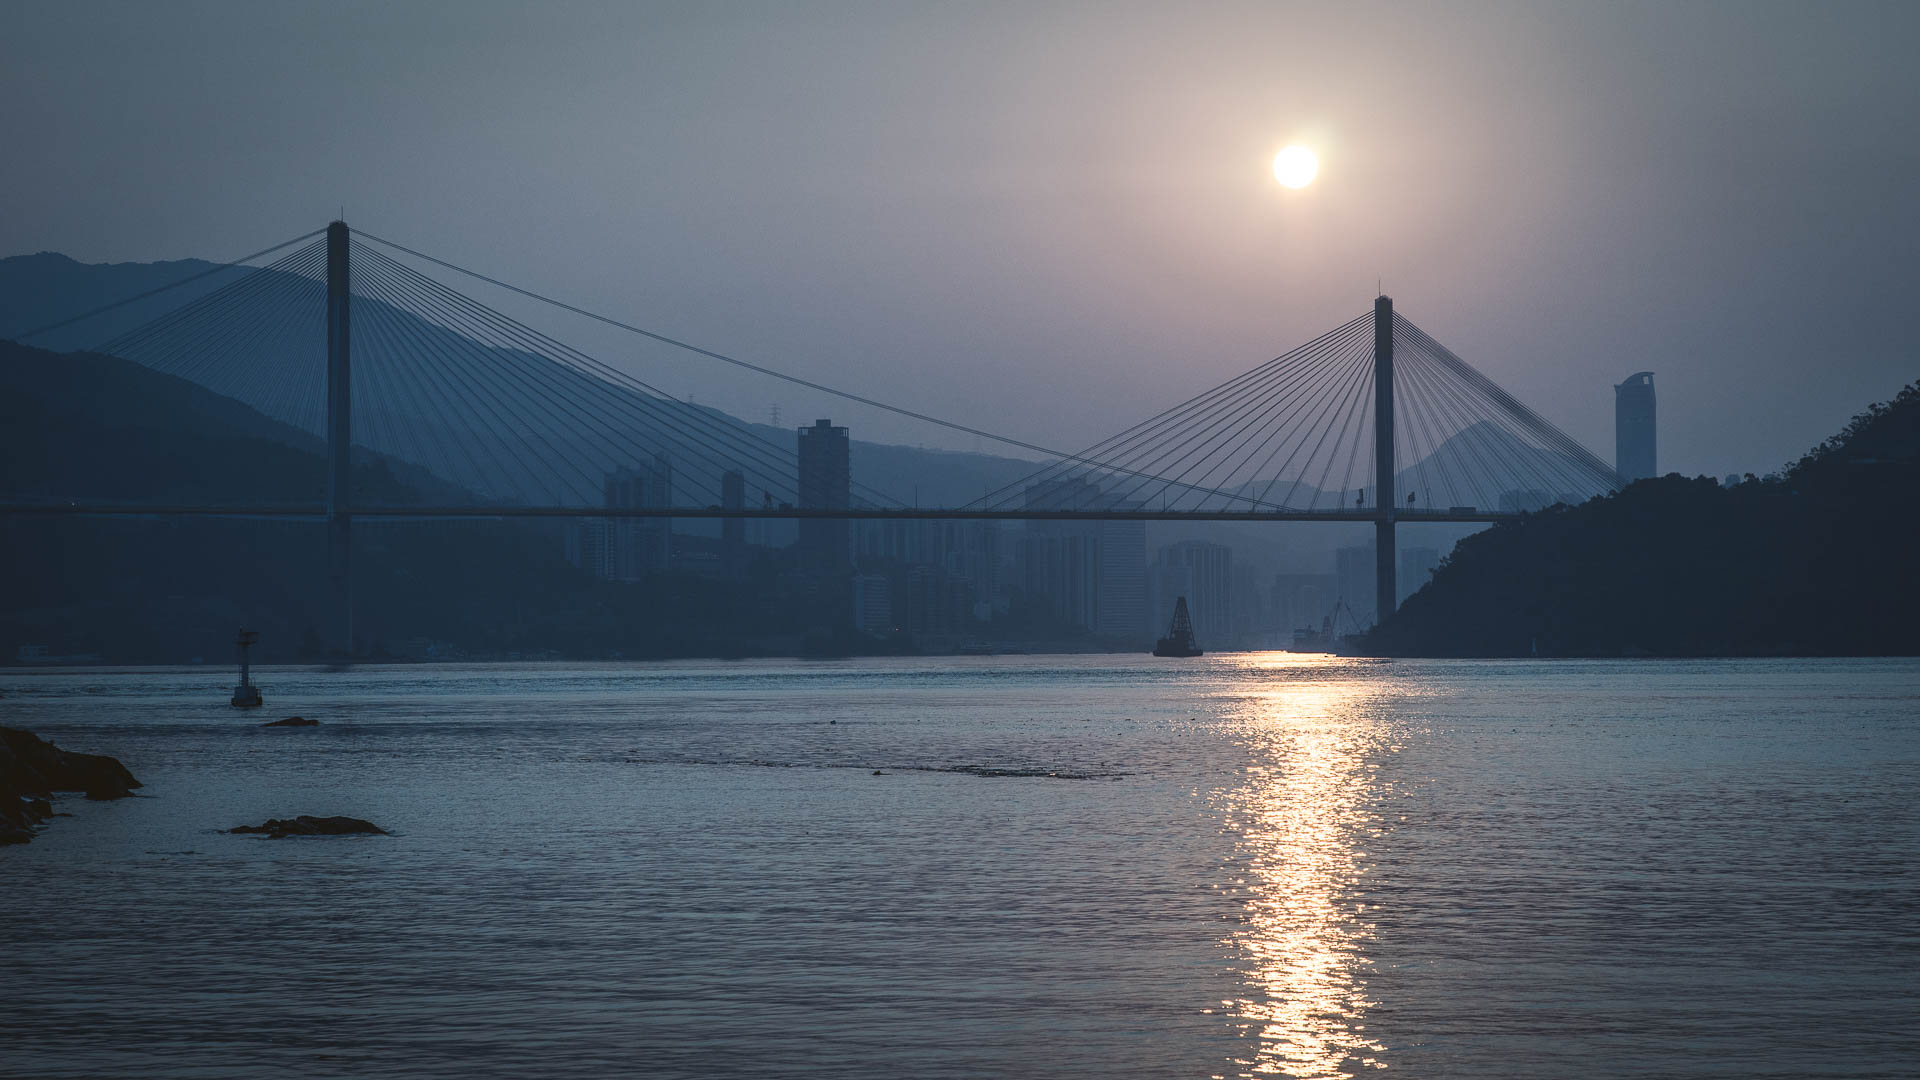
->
[0,252,247,351]
[1364,381,1920,656]
[5,249,1621,583]
[0,250,1049,512]
[0,340,445,506]
[0,339,820,663]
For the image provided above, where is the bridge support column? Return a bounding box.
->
[326,221,352,658]
[1373,294,1396,623]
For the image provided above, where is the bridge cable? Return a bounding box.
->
[354,229,1264,485]
[356,252,585,504]
[353,240,823,504]
[1247,333,1375,508]
[352,241,874,507]
[1119,318,1370,511]
[1102,317,1371,510]
[970,311,1372,511]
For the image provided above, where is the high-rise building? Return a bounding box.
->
[567,458,673,581]
[1023,530,1099,630]
[1016,479,1143,639]
[852,573,892,634]
[564,519,614,580]
[797,419,850,570]
[720,469,745,576]
[1615,372,1656,482]
[1022,478,1102,631]
[606,456,673,579]
[1335,542,1377,627]
[1270,573,1338,635]
[1154,541,1232,646]
[1146,558,1195,641]
[1096,512,1146,640]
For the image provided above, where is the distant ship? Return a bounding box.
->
[1291,601,1367,655]
[1290,618,1334,653]
[1151,596,1204,658]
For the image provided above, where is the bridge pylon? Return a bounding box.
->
[1373,294,1396,623]
[326,221,352,658]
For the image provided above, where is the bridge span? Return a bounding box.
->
[9,220,1622,652]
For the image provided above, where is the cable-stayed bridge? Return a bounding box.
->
[5,221,1622,651]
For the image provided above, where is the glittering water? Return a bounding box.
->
[2,655,1916,1078]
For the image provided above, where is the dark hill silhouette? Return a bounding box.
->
[0,253,247,350]
[0,339,819,663]
[1363,381,1920,656]
[0,251,1045,511]
[0,341,451,506]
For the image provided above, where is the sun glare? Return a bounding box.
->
[1273,145,1319,189]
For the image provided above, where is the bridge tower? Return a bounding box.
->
[1373,294,1396,623]
[326,220,352,658]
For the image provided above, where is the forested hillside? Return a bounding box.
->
[1364,382,1920,656]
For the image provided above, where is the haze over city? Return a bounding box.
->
[5,4,1919,1079]
[5,1,1916,476]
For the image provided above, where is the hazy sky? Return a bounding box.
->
[4,0,1916,477]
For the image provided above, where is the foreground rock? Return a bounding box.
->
[262,716,318,727]
[2,725,143,844]
[230,815,388,838]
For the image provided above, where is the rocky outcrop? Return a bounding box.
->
[262,716,318,727]
[1,725,142,844]
[229,815,388,838]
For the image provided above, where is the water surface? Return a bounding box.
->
[3,655,1916,1078]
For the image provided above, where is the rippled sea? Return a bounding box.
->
[3,655,1917,1079]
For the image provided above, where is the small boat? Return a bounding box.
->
[1152,597,1204,658]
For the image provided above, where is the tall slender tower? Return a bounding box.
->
[1373,295,1396,623]
[325,221,352,657]
[797,419,850,571]
[1614,372,1656,482]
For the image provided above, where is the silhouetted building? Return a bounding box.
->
[568,458,672,581]
[853,573,891,634]
[903,564,960,639]
[1336,542,1377,627]
[1097,511,1146,639]
[853,518,1002,631]
[1023,530,1098,630]
[721,469,745,575]
[564,519,614,580]
[1022,478,1102,631]
[1230,563,1266,642]
[951,521,1002,616]
[1146,559,1194,642]
[1615,371,1656,482]
[607,456,672,579]
[1017,479,1144,638]
[1270,573,1338,639]
[798,419,850,570]
[1154,541,1231,646]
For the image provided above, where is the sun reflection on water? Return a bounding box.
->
[1218,654,1393,1077]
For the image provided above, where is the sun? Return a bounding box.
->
[1273,145,1319,189]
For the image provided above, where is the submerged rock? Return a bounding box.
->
[230,815,388,838]
[263,716,318,727]
[1,726,142,844]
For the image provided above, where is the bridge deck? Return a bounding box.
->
[0,503,1522,524]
